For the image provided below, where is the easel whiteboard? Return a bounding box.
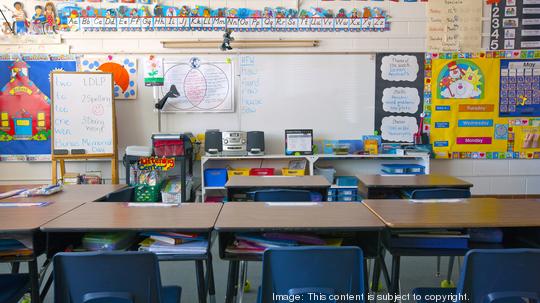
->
[159,58,234,112]
[51,72,115,155]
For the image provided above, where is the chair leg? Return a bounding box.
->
[195,260,206,303]
[29,259,41,303]
[206,254,216,303]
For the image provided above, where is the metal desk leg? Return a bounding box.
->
[11,262,20,274]
[371,251,384,292]
[225,261,240,303]
[195,260,206,303]
[29,259,41,303]
[236,261,248,303]
[446,256,455,283]
[206,253,216,303]
[363,259,370,302]
[389,256,401,297]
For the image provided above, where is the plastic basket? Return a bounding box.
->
[153,140,184,157]
[249,168,275,176]
[281,168,305,176]
[227,168,251,178]
[135,183,163,202]
[161,191,182,204]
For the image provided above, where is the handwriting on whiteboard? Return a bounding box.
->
[240,55,263,114]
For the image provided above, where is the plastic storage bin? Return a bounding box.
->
[204,168,228,187]
[135,183,163,202]
[153,140,184,157]
[314,166,336,184]
[381,164,426,175]
[227,168,251,178]
[250,168,275,176]
[336,176,359,187]
[281,168,305,176]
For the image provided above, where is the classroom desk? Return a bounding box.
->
[214,202,385,303]
[41,202,223,303]
[0,184,125,303]
[364,198,540,294]
[357,174,473,199]
[225,175,331,201]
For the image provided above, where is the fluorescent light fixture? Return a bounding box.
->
[162,40,319,49]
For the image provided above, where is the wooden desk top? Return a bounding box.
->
[214,202,385,232]
[41,202,223,232]
[357,174,473,188]
[226,176,330,188]
[363,198,540,228]
[0,185,126,233]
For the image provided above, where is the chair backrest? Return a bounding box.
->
[260,246,364,303]
[457,249,540,303]
[253,189,313,202]
[54,251,164,303]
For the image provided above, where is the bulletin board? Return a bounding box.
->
[0,55,77,161]
[426,51,540,159]
[374,53,425,143]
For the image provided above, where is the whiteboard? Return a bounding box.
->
[51,72,115,155]
[160,58,234,112]
[238,54,376,152]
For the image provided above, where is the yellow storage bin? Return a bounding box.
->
[281,168,306,176]
[227,168,251,178]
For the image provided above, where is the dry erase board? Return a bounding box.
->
[374,53,425,143]
[51,72,115,155]
[238,54,376,147]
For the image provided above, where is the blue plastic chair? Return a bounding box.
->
[413,249,540,303]
[258,246,365,303]
[253,189,313,202]
[53,251,181,303]
[0,273,29,303]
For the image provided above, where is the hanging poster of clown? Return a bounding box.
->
[0,57,77,160]
[430,58,508,158]
[437,60,484,99]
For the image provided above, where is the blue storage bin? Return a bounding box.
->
[336,194,358,202]
[327,188,338,196]
[336,176,358,187]
[338,188,357,196]
[204,168,228,187]
[381,164,425,175]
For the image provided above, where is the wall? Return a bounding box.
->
[0,0,539,194]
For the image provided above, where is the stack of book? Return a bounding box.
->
[389,230,469,249]
[225,233,343,255]
[138,232,207,255]
[0,238,32,258]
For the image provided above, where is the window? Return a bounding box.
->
[1,112,8,128]
[37,112,45,128]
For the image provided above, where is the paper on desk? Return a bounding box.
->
[0,202,51,207]
[126,203,180,207]
[410,199,465,203]
[265,202,321,207]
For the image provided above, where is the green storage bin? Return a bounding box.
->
[135,182,163,202]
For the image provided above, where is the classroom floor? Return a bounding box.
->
[2,237,461,303]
